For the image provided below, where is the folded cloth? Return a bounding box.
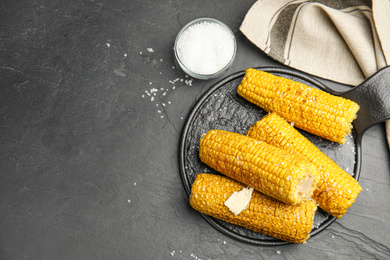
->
[240,0,390,147]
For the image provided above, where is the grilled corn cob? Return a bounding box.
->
[247,113,362,218]
[237,68,360,144]
[199,129,320,205]
[190,173,317,243]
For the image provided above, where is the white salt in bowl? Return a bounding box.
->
[174,18,236,80]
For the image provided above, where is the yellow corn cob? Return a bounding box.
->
[247,113,362,218]
[199,129,320,205]
[190,173,318,243]
[237,68,360,144]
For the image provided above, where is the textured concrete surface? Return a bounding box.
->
[1,1,390,259]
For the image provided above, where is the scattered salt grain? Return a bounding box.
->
[172,66,175,69]
[276,250,281,255]
[134,183,137,186]
[147,48,154,52]
[176,20,235,75]
[106,43,110,47]
[149,82,152,85]
[331,235,335,239]
[185,79,193,86]
[170,250,175,256]
[140,51,142,54]
[141,82,180,117]
[190,253,203,260]
[366,188,369,192]
[223,241,226,245]
[160,58,163,62]
[127,199,131,203]
[124,53,127,57]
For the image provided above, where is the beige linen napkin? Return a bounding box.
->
[240,0,390,147]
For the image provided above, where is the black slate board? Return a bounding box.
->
[179,67,358,245]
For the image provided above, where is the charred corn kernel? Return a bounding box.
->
[247,113,362,218]
[199,129,320,205]
[190,173,317,243]
[237,68,360,144]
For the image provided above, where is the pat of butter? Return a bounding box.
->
[224,187,254,216]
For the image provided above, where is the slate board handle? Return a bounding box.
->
[339,66,390,139]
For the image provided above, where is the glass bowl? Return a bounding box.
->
[174,18,237,80]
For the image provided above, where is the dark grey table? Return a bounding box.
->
[1,1,390,259]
